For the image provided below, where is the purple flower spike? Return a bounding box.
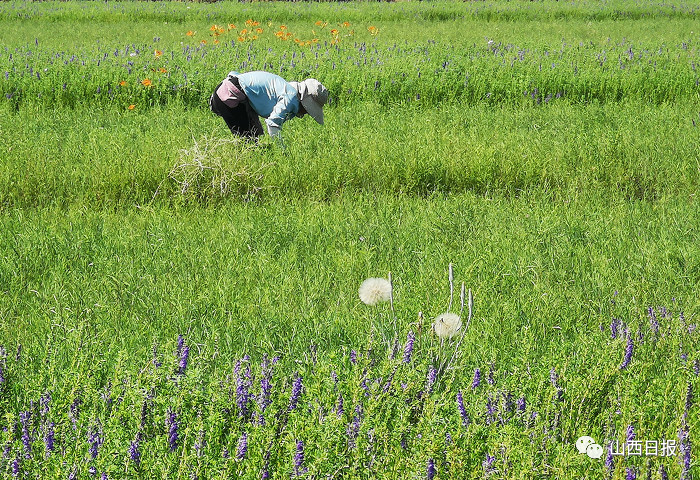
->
[427,458,436,480]
[167,411,179,452]
[88,428,101,459]
[472,368,481,389]
[45,422,55,456]
[426,365,437,393]
[289,375,303,411]
[129,436,141,466]
[402,331,415,364]
[456,390,469,426]
[293,440,307,477]
[620,337,634,370]
[516,397,526,412]
[236,432,248,461]
[178,346,190,375]
[483,453,495,475]
[648,307,659,334]
[625,467,636,480]
[626,424,635,441]
[336,393,344,418]
[11,457,20,478]
[610,317,620,339]
[605,443,614,473]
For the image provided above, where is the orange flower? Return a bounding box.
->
[200,39,207,44]
[238,36,246,42]
[210,24,220,32]
[128,104,135,110]
[251,35,258,40]
[330,28,339,36]
[240,28,248,35]
[342,21,351,27]
[154,49,162,58]
[213,39,220,45]
[141,78,152,87]
[255,27,263,34]
[368,26,379,35]
[228,24,236,30]
[158,67,167,73]
[279,24,287,30]
[119,80,127,87]
[186,30,195,36]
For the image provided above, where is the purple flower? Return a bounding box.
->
[167,411,179,452]
[289,375,303,411]
[426,365,437,393]
[610,317,621,339]
[293,440,307,477]
[178,346,190,375]
[402,331,415,364]
[19,411,31,458]
[626,424,635,441]
[258,356,275,415]
[483,453,495,475]
[129,435,141,466]
[626,467,636,480]
[236,432,248,461]
[485,395,496,424]
[648,307,659,334]
[605,443,614,473]
[11,456,20,477]
[350,350,357,364]
[40,393,51,416]
[427,458,436,480]
[659,465,668,480]
[45,422,55,456]
[456,390,469,426]
[679,425,691,479]
[472,368,481,389]
[487,364,495,385]
[88,428,101,459]
[346,405,362,449]
[336,393,344,417]
[235,360,252,419]
[620,337,634,370]
[516,397,526,412]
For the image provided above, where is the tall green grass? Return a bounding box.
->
[0,1,698,478]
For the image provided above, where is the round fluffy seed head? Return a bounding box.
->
[433,312,462,339]
[358,277,392,306]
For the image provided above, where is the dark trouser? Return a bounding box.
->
[209,82,264,138]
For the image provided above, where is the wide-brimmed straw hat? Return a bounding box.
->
[291,79,329,125]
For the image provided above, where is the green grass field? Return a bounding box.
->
[0,1,698,479]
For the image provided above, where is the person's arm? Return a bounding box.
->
[265,93,299,137]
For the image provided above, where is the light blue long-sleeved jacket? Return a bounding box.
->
[229,71,300,135]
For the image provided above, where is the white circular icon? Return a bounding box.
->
[576,436,604,459]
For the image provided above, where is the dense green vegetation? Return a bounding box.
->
[0,1,698,479]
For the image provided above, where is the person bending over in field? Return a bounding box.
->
[209,70,329,140]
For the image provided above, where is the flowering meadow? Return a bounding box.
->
[1,1,699,479]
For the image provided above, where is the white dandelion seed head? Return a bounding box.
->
[358,277,392,306]
[433,312,462,339]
